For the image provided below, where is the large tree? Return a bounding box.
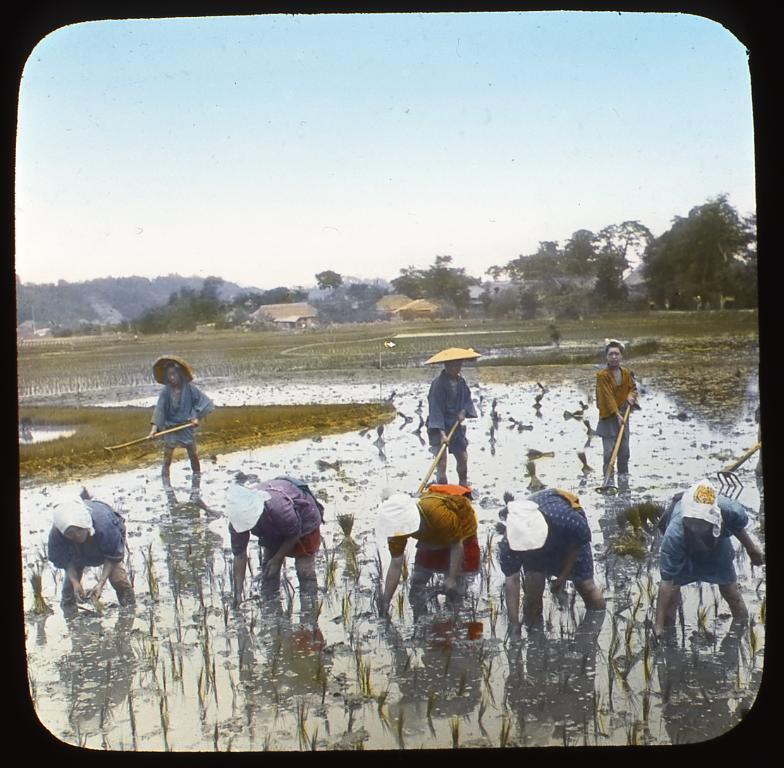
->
[391,256,475,316]
[643,196,754,309]
[561,229,597,277]
[315,270,343,290]
[591,221,652,305]
[504,241,564,282]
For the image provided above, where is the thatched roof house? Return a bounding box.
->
[250,302,319,329]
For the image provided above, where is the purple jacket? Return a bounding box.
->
[230,477,323,554]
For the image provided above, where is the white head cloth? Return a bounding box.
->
[505,499,549,552]
[681,479,722,537]
[226,483,271,533]
[375,493,421,541]
[52,498,94,535]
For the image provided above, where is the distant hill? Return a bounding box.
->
[15,274,264,329]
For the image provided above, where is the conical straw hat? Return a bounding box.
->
[424,347,482,365]
[153,355,194,383]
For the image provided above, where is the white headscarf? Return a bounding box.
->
[375,493,421,541]
[681,479,722,538]
[505,499,549,551]
[226,484,271,533]
[52,498,94,536]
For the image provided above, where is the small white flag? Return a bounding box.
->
[384,340,396,348]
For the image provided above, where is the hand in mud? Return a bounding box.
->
[71,580,86,602]
[85,582,105,601]
[550,576,566,594]
[748,546,764,567]
[443,576,459,603]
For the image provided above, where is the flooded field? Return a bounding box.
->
[20,359,765,750]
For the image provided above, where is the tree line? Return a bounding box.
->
[26,194,755,336]
[133,194,758,332]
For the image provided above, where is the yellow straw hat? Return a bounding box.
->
[152,355,194,384]
[424,347,482,365]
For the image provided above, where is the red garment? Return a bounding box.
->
[287,527,321,557]
[414,532,480,573]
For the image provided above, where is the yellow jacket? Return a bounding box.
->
[595,367,636,420]
[388,492,477,557]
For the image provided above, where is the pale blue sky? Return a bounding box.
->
[15,11,755,289]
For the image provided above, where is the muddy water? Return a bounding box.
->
[20,369,764,749]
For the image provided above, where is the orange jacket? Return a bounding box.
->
[595,367,637,420]
[388,491,477,557]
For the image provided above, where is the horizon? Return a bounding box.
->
[15,12,755,288]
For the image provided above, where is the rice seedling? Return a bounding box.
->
[477,693,488,726]
[748,618,759,660]
[450,715,461,748]
[159,696,170,751]
[296,699,309,748]
[642,639,653,686]
[341,592,352,626]
[323,540,339,590]
[310,725,319,751]
[499,714,512,748]
[345,543,361,583]
[696,605,709,632]
[337,512,355,538]
[396,592,404,619]
[142,543,159,601]
[359,661,373,697]
[28,560,51,615]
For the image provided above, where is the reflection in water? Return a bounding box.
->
[383,617,484,728]
[656,620,761,744]
[57,610,136,742]
[159,475,224,604]
[503,610,605,746]
[20,375,763,749]
[235,606,329,728]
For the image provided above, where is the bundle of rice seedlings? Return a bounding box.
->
[337,512,355,538]
[29,562,51,615]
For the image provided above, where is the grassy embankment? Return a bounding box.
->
[18,403,395,486]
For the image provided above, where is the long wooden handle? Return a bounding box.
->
[104,421,194,452]
[600,405,631,486]
[417,420,461,494]
[721,442,761,473]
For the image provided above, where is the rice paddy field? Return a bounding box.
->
[17,311,766,750]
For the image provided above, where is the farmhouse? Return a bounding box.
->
[375,294,413,317]
[392,298,441,320]
[250,302,319,330]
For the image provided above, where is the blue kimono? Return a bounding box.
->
[659,494,749,586]
[426,370,477,454]
[151,381,215,445]
[498,488,595,582]
[48,500,126,570]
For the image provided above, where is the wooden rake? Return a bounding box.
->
[104,422,194,454]
[595,404,631,494]
[417,420,460,494]
[716,441,761,498]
